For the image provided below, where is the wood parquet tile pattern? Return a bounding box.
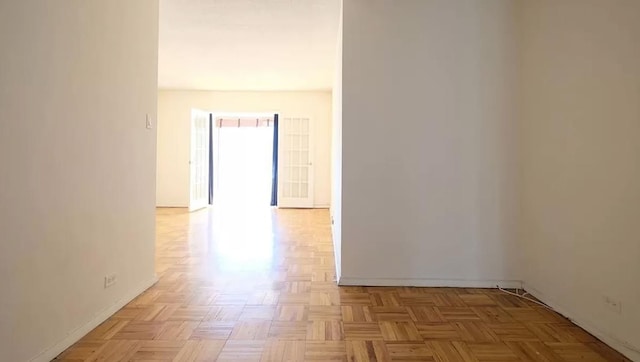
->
[56,207,630,361]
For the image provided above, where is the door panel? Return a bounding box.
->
[189,109,209,211]
[278,116,314,208]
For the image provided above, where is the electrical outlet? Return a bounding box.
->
[604,296,622,314]
[104,274,117,289]
[145,114,153,129]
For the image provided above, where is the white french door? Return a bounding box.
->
[278,116,314,208]
[189,109,210,212]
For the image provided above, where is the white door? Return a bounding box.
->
[210,120,220,204]
[189,109,209,212]
[278,116,314,208]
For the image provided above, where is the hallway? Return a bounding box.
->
[56,208,628,361]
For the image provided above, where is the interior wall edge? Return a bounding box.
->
[523,281,640,361]
[29,276,159,362]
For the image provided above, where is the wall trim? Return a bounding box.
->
[523,282,640,361]
[31,276,159,362]
[338,277,523,289]
[330,226,341,283]
[156,205,330,209]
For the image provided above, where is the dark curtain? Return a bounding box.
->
[208,113,214,204]
[270,114,279,206]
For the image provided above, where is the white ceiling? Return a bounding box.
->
[158,0,340,91]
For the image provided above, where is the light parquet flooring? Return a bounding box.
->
[55,207,630,361]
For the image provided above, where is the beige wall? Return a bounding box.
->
[0,1,159,361]
[339,0,520,286]
[156,90,332,208]
[519,1,640,359]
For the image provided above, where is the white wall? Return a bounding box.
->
[156,90,332,208]
[340,0,520,286]
[331,2,343,281]
[519,1,640,359]
[0,1,159,361]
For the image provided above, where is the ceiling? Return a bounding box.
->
[158,0,340,91]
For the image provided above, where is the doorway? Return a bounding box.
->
[211,113,277,209]
[188,111,316,211]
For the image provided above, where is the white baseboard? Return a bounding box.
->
[156,205,329,209]
[31,276,159,362]
[523,283,640,362]
[338,277,522,289]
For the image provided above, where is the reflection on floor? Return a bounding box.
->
[56,207,629,361]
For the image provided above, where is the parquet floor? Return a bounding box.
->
[56,206,629,361]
